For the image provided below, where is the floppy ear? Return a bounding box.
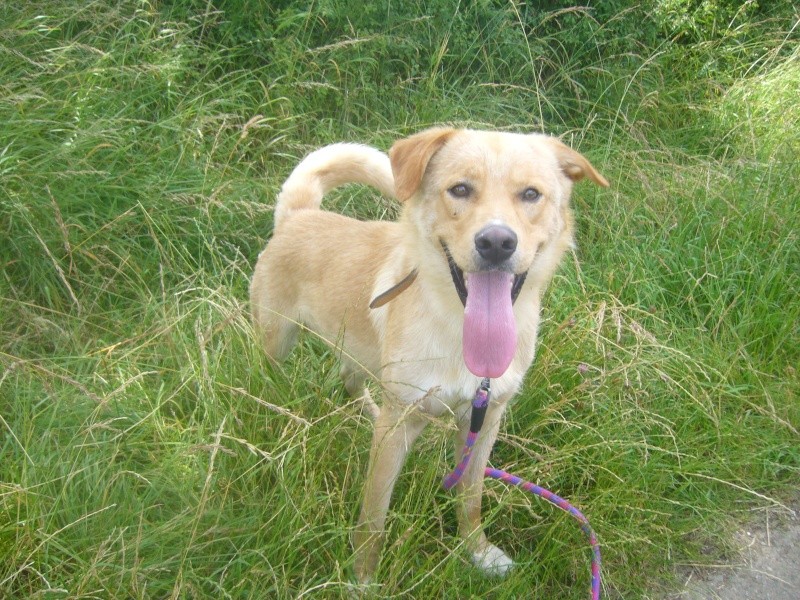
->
[389,127,458,201]
[546,137,609,188]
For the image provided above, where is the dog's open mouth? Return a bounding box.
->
[442,243,527,307]
[442,242,528,378]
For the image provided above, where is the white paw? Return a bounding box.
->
[471,543,515,577]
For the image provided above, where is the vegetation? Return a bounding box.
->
[1,1,797,597]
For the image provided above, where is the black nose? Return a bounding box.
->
[474,225,518,265]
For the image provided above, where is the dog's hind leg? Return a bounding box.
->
[249,259,304,363]
[259,318,299,363]
[253,315,298,364]
[249,288,300,363]
[341,361,380,420]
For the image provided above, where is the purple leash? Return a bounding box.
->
[443,377,602,600]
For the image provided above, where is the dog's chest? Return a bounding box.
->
[382,348,525,416]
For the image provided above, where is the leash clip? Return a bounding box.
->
[469,377,491,434]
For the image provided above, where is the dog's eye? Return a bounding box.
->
[521,187,541,202]
[448,183,472,199]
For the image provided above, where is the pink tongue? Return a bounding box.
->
[463,271,517,378]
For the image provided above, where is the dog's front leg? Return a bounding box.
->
[353,403,426,583]
[454,397,514,576]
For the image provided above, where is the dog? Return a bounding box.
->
[249,127,608,584]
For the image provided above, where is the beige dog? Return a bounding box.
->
[250,127,608,583]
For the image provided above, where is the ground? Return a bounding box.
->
[669,502,799,600]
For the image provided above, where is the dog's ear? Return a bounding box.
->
[390,127,458,201]
[545,137,609,187]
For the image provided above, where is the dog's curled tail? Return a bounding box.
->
[273,144,394,229]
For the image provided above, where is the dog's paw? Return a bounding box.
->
[471,543,514,577]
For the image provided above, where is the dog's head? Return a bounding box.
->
[389,127,608,377]
[391,127,607,280]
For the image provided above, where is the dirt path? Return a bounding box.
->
[669,504,799,600]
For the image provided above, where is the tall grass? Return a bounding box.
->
[1,1,798,598]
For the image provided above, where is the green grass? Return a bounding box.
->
[1,1,798,598]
